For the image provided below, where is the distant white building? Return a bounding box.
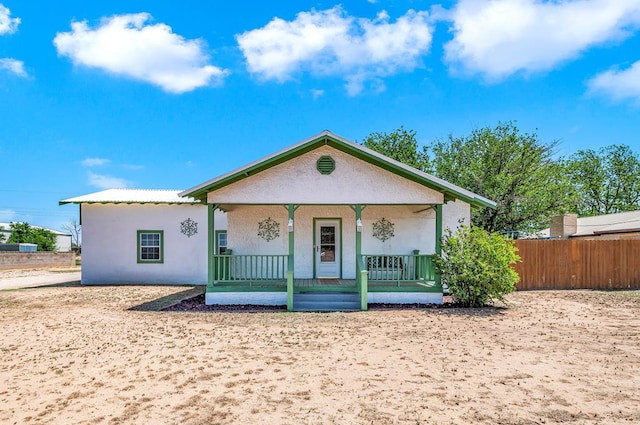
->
[0,222,73,252]
[538,212,640,240]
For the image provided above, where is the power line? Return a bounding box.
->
[0,189,79,195]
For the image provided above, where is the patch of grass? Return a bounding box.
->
[612,290,640,299]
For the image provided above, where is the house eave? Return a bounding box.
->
[59,200,203,206]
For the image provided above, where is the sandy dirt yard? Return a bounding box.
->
[1,280,639,425]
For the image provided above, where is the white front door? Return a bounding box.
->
[315,219,341,278]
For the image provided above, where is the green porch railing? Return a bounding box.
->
[213,254,288,283]
[362,254,436,287]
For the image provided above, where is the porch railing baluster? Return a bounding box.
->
[212,254,289,285]
[361,253,436,289]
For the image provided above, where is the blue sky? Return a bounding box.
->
[1,0,640,232]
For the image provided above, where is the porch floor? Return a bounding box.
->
[209,279,437,292]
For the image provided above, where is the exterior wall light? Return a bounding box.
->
[356,218,363,232]
[288,218,294,232]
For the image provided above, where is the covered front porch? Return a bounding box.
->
[205,202,444,311]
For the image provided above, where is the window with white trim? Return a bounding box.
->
[138,230,163,263]
[217,231,227,254]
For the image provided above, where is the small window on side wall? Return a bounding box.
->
[216,231,227,255]
[138,230,164,263]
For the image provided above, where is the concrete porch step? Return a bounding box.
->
[293,292,360,312]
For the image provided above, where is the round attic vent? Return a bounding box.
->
[316,155,335,175]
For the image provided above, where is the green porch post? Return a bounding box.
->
[208,204,216,287]
[435,203,443,291]
[286,204,296,311]
[355,205,362,272]
[354,204,367,311]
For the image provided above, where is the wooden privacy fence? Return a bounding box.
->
[513,239,640,290]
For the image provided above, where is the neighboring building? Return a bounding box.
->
[0,222,73,252]
[61,131,496,310]
[540,211,640,240]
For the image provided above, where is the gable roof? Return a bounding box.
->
[59,189,202,205]
[180,130,496,209]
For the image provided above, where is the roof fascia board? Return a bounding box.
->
[59,201,202,206]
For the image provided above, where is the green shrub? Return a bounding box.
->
[433,225,520,307]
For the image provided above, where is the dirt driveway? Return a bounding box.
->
[0,267,80,290]
[1,280,639,424]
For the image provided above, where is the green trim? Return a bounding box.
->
[288,205,296,259]
[367,286,441,293]
[206,282,442,294]
[313,218,342,279]
[287,204,296,311]
[208,285,287,293]
[59,201,201,206]
[208,205,215,283]
[287,271,294,311]
[354,204,367,310]
[207,283,439,293]
[181,133,496,209]
[137,230,164,264]
[435,204,443,291]
[354,204,362,277]
[357,257,368,311]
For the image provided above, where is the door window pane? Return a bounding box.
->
[320,226,336,262]
[320,226,335,244]
[321,246,335,262]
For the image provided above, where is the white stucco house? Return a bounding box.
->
[61,131,495,311]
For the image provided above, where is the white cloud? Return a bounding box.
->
[122,163,144,170]
[54,13,229,93]
[310,88,325,99]
[237,6,433,95]
[88,172,129,189]
[81,157,110,167]
[588,60,640,102]
[0,4,20,35]
[0,58,27,77]
[0,209,16,222]
[444,0,640,80]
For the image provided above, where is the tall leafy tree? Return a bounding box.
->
[362,126,429,171]
[7,222,57,251]
[427,122,573,232]
[564,145,640,216]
